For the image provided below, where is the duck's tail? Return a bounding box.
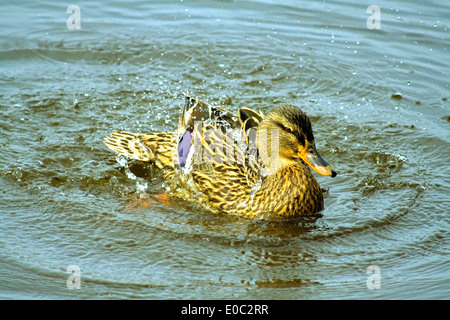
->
[105,130,176,164]
[104,131,155,162]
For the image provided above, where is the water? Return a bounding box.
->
[0,0,449,300]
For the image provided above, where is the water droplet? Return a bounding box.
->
[136,180,148,192]
[126,171,137,180]
[116,155,128,167]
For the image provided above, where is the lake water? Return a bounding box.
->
[0,0,449,300]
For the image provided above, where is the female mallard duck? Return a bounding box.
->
[104,95,336,218]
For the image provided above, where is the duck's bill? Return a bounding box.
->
[300,147,337,177]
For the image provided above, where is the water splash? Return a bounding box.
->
[115,154,148,192]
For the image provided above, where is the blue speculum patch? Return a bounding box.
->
[178,129,192,167]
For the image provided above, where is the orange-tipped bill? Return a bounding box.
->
[300,145,337,177]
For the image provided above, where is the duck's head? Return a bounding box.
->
[258,104,337,177]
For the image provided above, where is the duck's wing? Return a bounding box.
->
[238,107,264,132]
[188,123,263,214]
[177,95,241,167]
[179,95,240,132]
[177,95,267,171]
[176,97,264,213]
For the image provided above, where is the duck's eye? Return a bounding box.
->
[284,127,293,133]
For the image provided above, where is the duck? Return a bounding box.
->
[104,95,337,218]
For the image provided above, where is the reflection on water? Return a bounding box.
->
[0,0,449,299]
